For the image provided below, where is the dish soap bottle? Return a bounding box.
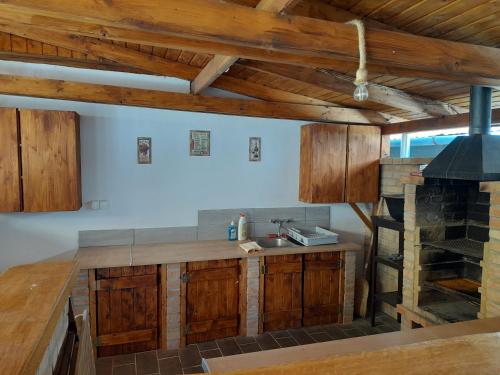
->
[238,213,248,241]
[227,221,237,241]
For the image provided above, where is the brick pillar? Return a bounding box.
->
[166,263,181,350]
[342,251,356,324]
[246,257,260,336]
[71,269,90,316]
[480,182,500,318]
[402,183,420,311]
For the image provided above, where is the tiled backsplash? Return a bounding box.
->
[79,206,330,247]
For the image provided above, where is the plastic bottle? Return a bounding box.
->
[238,213,248,241]
[227,221,237,241]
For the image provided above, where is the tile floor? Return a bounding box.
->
[96,314,400,375]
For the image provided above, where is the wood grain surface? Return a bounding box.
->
[94,265,160,357]
[0,261,78,375]
[209,333,500,375]
[19,109,81,212]
[0,108,21,212]
[345,125,381,203]
[299,124,347,203]
[303,252,342,326]
[262,255,303,331]
[185,259,240,344]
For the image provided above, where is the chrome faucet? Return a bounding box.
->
[270,218,292,238]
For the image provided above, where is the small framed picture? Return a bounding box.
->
[137,137,152,164]
[190,130,211,156]
[249,137,261,162]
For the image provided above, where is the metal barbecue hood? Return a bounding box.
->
[423,86,500,181]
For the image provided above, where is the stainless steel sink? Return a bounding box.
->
[256,237,299,248]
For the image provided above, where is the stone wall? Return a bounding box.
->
[378,158,431,317]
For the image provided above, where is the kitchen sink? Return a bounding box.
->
[256,237,299,248]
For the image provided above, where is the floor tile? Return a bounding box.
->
[235,336,257,345]
[183,366,204,374]
[159,357,182,375]
[113,364,136,375]
[255,333,280,350]
[310,332,333,343]
[288,329,315,345]
[325,325,348,340]
[136,351,159,375]
[304,325,327,334]
[96,357,113,375]
[239,342,262,353]
[157,349,179,360]
[270,330,290,339]
[179,345,201,368]
[200,349,223,359]
[113,353,136,367]
[216,338,242,356]
[197,341,218,351]
[276,337,298,348]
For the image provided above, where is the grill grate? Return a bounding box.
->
[422,238,484,260]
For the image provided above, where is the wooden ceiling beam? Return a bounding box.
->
[1,1,500,85]
[382,109,500,135]
[190,0,298,95]
[0,23,332,106]
[243,61,467,117]
[0,74,398,125]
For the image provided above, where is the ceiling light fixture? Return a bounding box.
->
[346,19,369,102]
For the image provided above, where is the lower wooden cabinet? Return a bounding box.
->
[261,254,303,331]
[184,259,240,344]
[88,252,348,353]
[94,265,160,357]
[261,252,345,331]
[303,252,343,326]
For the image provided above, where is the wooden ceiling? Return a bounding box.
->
[0,0,498,130]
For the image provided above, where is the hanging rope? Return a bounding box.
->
[346,19,368,87]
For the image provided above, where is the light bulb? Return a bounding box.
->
[353,83,369,102]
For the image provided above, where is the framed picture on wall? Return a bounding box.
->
[249,137,261,161]
[137,137,152,164]
[190,130,211,156]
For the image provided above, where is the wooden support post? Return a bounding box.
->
[349,203,373,232]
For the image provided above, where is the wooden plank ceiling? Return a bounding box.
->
[0,0,498,128]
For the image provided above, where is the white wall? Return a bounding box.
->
[0,62,367,271]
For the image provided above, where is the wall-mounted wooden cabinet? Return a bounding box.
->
[299,124,381,203]
[0,108,81,212]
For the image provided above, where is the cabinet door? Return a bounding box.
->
[20,109,81,212]
[185,259,240,344]
[303,252,343,326]
[299,124,347,203]
[95,265,159,357]
[346,125,381,202]
[262,255,303,331]
[0,108,21,212]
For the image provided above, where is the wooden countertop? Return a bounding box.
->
[204,317,500,373]
[0,261,78,375]
[208,332,500,375]
[76,240,360,269]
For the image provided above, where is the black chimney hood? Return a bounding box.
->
[423,86,500,181]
